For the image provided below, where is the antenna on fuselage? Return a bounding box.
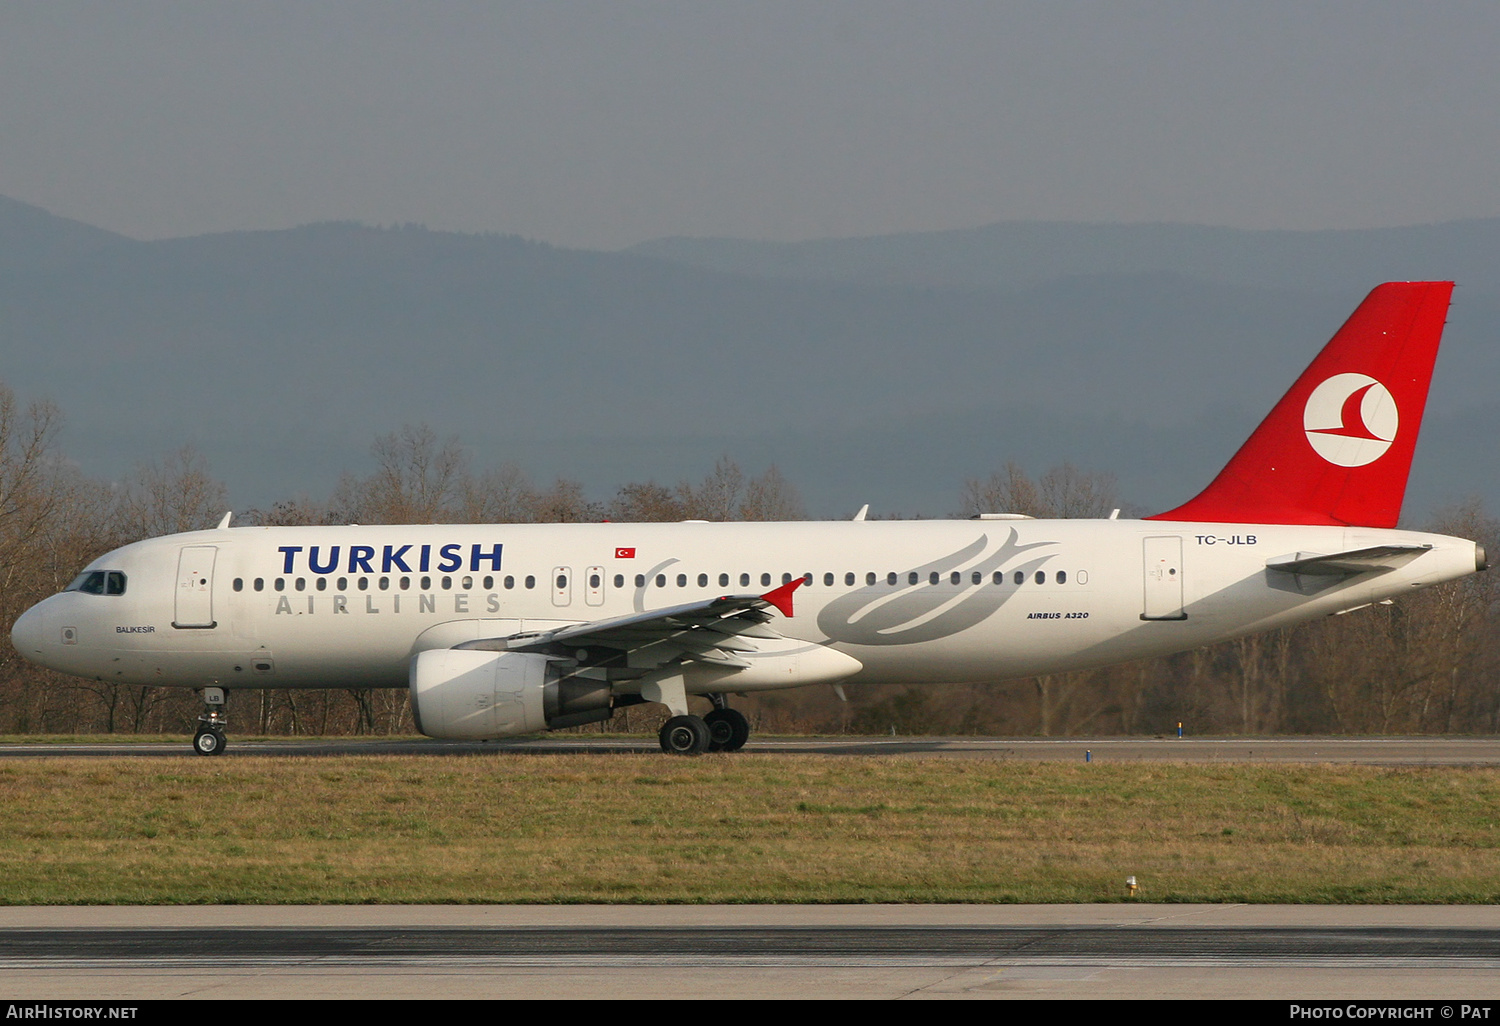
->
[852,504,869,522]
[217,511,233,529]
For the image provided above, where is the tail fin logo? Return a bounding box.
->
[1303,373,1398,467]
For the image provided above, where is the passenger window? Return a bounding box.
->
[761,573,771,587]
[950,571,961,585]
[803,573,813,585]
[274,578,285,592]
[1056,570,1067,584]
[697,573,708,587]
[1014,571,1024,585]
[719,573,729,587]
[254,579,264,592]
[358,578,369,591]
[824,573,834,586]
[504,576,515,589]
[782,573,793,585]
[525,576,536,589]
[845,572,855,586]
[740,573,750,587]
[993,571,1003,585]
[614,574,624,588]
[557,574,568,590]
[866,572,876,586]
[590,573,601,588]
[929,572,940,585]
[420,576,431,590]
[233,578,243,592]
[972,571,982,585]
[635,574,645,587]
[379,577,390,591]
[887,572,897,586]
[1035,571,1046,585]
[337,578,348,591]
[909,572,919,586]
[295,578,307,592]
[676,574,687,587]
[656,575,666,588]
[316,578,328,592]
[462,576,474,590]
[483,576,494,589]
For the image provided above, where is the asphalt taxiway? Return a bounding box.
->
[3,904,1500,1000]
[3,735,1500,763]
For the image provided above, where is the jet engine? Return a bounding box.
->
[409,649,613,740]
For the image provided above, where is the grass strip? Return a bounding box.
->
[0,755,1496,904]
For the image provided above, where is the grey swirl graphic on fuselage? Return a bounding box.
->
[633,558,681,612]
[816,530,1055,646]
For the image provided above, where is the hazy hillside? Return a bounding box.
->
[0,195,1493,520]
[629,219,1500,300]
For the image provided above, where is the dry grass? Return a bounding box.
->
[0,755,1496,904]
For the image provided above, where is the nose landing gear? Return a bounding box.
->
[193,687,228,756]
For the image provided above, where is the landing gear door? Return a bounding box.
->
[174,545,218,629]
[1141,536,1186,621]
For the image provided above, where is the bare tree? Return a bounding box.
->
[608,481,687,523]
[741,465,805,521]
[527,478,598,523]
[334,424,467,524]
[678,455,744,521]
[0,386,67,591]
[455,463,539,523]
[114,446,228,540]
[962,461,1118,519]
[670,456,805,521]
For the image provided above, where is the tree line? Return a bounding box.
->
[1,382,1495,737]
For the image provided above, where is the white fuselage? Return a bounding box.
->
[12,518,1481,696]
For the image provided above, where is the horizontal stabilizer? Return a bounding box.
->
[1266,544,1432,577]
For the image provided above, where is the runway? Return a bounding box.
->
[3,735,1500,763]
[4,905,1500,1000]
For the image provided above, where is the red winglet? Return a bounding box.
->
[760,577,805,618]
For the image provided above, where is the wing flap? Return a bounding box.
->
[452,579,809,673]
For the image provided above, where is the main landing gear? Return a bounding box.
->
[193,686,228,756]
[656,695,751,756]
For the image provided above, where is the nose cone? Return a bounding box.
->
[10,600,54,668]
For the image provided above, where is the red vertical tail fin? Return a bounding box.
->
[1148,281,1454,528]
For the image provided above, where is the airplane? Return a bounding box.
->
[9,282,1484,755]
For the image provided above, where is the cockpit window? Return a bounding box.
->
[66,572,103,594]
[65,571,126,596]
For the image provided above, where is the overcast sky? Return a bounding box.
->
[2,2,1499,250]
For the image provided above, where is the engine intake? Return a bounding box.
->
[409,649,613,740]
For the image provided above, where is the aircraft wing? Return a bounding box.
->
[1265,544,1433,577]
[453,578,805,669]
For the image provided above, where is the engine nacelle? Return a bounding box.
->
[409,649,613,740]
